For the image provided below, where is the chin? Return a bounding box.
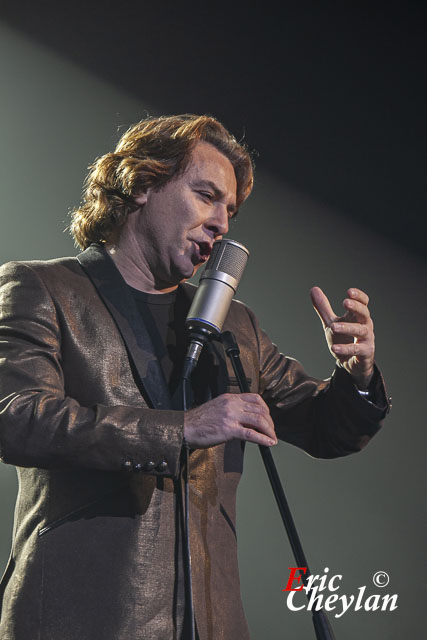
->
[171,262,197,283]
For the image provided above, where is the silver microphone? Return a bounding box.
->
[184,239,249,374]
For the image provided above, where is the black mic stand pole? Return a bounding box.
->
[180,327,217,640]
[221,331,336,640]
[179,337,205,640]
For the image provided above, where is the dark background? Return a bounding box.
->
[1,0,426,260]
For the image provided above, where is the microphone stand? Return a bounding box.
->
[180,351,200,640]
[221,331,336,640]
[180,326,216,640]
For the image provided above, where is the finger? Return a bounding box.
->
[242,402,272,421]
[233,393,267,405]
[215,393,267,413]
[237,426,277,447]
[234,393,272,416]
[347,288,369,306]
[240,410,276,439]
[219,394,273,427]
[343,298,371,322]
[331,322,372,340]
[331,342,374,357]
[310,286,337,328]
[240,398,276,441]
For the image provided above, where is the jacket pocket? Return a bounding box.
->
[38,484,127,537]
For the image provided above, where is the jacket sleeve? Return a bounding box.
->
[0,261,184,476]
[245,306,390,458]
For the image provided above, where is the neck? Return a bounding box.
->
[106,243,179,294]
[105,216,178,293]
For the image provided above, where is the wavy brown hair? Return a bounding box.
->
[69,114,254,249]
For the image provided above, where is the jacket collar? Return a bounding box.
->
[77,244,172,410]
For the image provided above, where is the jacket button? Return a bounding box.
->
[122,460,133,471]
[144,461,156,472]
[156,460,168,472]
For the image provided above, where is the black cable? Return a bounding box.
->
[181,372,196,640]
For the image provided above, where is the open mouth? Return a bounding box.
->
[197,242,212,261]
[191,241,212,263]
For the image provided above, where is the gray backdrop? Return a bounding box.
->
[1,24,425,639]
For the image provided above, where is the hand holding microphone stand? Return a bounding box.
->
[181,239,336,640]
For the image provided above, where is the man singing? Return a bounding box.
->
[0,114,389,639]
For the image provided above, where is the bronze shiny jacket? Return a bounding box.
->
[0,245,390,640]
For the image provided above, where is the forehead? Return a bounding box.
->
[183,142,237,194]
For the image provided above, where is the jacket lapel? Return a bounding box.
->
[77,244,172,410]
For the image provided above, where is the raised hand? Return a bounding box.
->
[310,286,375,389]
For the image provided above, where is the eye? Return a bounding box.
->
[198,191,214,201]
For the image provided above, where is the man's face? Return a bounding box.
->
[132,141,238,289]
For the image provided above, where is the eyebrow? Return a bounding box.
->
[190,179,238,215]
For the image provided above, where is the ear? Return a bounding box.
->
[134,191,148,206]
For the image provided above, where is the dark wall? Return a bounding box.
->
[1,1,426,260]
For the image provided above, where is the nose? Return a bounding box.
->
[206,204,229,238]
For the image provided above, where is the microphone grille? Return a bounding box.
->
[207,241,221,265]
[204,239,249,281]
